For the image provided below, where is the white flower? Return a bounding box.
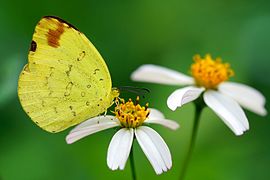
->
[66,98,179,175]
[131,54,267,136]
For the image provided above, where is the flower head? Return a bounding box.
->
[131,54,267,136]
[66,97,179,175]
[115,97,150,128]
[191,54,234,89]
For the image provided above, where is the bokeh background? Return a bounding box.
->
[0,0,270,179]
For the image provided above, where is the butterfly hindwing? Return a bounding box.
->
[18,16,113,133]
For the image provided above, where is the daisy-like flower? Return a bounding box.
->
[131,54,267,136]
[66,97,179,175]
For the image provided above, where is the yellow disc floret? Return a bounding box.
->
[190,54,234,89]
[114,96,150,128]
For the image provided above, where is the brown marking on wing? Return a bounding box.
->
[47,21,65,48]
[30,40,37,52]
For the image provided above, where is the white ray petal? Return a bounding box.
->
[146,118,180,130]
[167,86,205,111]
[146,108,179,130]
[107,128,134,170]
[70,115,119,133]
[204,90,249,136]
[148,108,165,119]
[131,64,194,85]
[135,126,172,175]
[219,82,267,116]
[66,116,119,144]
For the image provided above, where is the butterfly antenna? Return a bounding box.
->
[118,86,150,98]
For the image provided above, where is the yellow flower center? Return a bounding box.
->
[190,54,234,89]
[114,96,150,128]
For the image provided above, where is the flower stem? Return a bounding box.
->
[179,101,204,180]
[130,144,137,180]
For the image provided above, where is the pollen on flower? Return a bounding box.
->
[114,96,150,128]
[190,54,234,89]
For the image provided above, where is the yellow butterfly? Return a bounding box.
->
[18,16,119,133]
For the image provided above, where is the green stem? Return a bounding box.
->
[130,144,137,180]
[179,102,204,180]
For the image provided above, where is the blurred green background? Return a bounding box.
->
[0,0,270,179]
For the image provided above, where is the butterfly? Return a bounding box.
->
[18,16,119,133]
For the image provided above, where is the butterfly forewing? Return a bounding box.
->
[18,16,113,133]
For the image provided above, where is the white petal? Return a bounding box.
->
[146,119,180,130]
[66,116,119,144]
[219,82,267,116]
[135,126,172,175]
[131,64,194,85]
[204,90,249,136]
[107,128,134,170]
[148,108,165,119]
[167,86,205,111]
[146,108,180,130]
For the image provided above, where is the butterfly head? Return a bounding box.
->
[111,87,120,99]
